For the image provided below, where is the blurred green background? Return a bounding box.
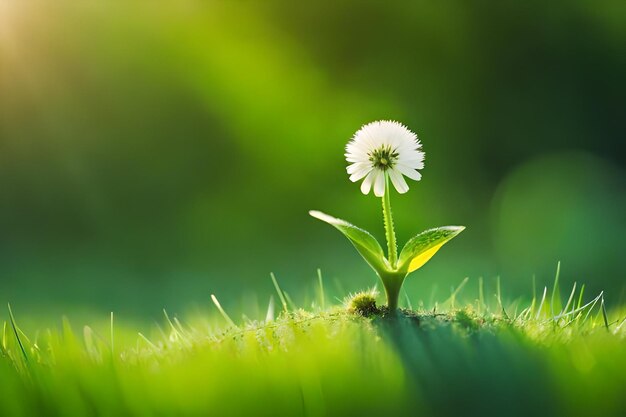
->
[1,1,624,319]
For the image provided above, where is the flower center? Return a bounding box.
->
[369,145,398,171]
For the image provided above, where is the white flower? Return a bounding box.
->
[345,120,425,197]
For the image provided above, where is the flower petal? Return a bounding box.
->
[397,154,425,170]
[360,170,377,195]
[347,162,369,175]
[373,171,386,197]
[388,168,409,194]
[346,154,367,163]
[349,166,372,182]
[396,164,422,181]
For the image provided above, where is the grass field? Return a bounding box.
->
[1,273,625,417]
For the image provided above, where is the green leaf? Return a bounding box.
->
[309,210,389,273]
[397,226,465,274]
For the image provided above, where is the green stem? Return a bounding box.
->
[382,173,398,268]
[381,174,406,312]
[380,271,406,312]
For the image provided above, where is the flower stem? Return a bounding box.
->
[380,272,405,312]
[382,173,398,268]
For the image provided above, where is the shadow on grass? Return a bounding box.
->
[373,312,556,417]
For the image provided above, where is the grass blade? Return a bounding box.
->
[317,269,325,311]
[552,292,603,322]
[271,273,289,313]
[265,296,275,322]
[577,284,585,310]
[211,295,237,328]
[582,292,603,323]
[536,287,547,320]
[551,261,561,317]
[283,291,297,311]
[496,276,510,319]
[403,289,413,311]
[443,277,469,309]
[110,312,115,356]
[7,303,28,364]
[600,296,609,330]
[138,332,159,350]
[0,321,6,355]
[478,276,484,315]
[530,275,536,317]
[561,282,577,316]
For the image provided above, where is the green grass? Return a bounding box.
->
[1,274,625,417]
